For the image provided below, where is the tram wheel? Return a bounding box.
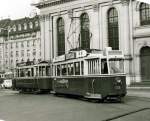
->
[33,89,41,94]
[19,89,25,93]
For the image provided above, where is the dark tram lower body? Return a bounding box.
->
[53,75,126,101]
[12,77,53,93]
[12,75,126,101]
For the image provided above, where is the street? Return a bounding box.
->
[0,89,150,121]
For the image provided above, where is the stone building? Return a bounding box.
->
[34,0,150,85]
[0,15,41,73]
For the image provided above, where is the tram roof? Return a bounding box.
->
[16,61,51,69]
[53,49,124,63]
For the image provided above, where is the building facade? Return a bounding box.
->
[0,16,41,73]
[36,0,150,85]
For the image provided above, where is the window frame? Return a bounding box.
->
[57,17,65,56]
[140,3,150,25]
[108,8,119,50]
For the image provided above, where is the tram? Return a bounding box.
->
[1,72,13,89]
[52,47,126,101]
[12,61,53,93]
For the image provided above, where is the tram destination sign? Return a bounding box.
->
[65,52,76,60]
[17,61,34,67]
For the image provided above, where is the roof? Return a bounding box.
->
[0,15,40,37]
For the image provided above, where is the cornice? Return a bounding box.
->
[120,0,130,6]
[39,14,51,21]
[35,0,77,9]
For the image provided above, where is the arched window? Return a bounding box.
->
[140,3,150,25]
[108,8,119,50]
[33,58,36,62]
[24,23,27,30]
[18,24,22,31]
[29,22,33,29]
[140,46,150,80]
[13,25,16,32]
[57,17,65,56]
[21,59,24,62]
[80,13,90,50]
[35,21,39,27]
[16,59,18,65]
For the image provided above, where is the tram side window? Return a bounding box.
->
[81,61,84,75]
[39,67,42,76]
[62,64,67,75]
[35,67,38,76]
[75,62,80,75]
[46,66,51,76]
[42,66,46,76]
[57,65,61,76]
[101,59,108,74]
[27,69,31,77]
[26,68,34,77]
[68,63,74,75]
[17,70,19,77]
[31,68,34,77]
[20,69,25,77]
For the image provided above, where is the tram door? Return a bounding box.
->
[140,47,150,81]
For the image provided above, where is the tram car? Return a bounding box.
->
[12,61,53,93]
[1,72,13,89]
[52,47,126,101]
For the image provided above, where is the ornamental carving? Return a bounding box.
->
[135,1,141,11]
[143,41,148,46]
[68,9,73,18]
[120,0,129,6]
[45,14,51,21]
[93,4,99,12]
[39,15,46,21]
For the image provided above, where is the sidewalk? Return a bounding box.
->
[127,87,150,98]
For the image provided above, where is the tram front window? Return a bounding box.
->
[46,66,51,76]
[57,65,61,76]
[20,69,25,77]
[68,63,73,75]
[101,59,108,74]
[109,59,124,74]
[62,64,67,75]
[75,62,80,75]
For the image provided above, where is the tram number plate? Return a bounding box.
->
[115,86,121,90]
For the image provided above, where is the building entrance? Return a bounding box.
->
[140,46,150,81]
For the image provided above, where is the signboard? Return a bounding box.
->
[53,55,65,62]
[108,50,123,55]
[76,50,87,58]
[65,52,76,60]
[17,61,34,67]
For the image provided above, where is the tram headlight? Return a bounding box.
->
[114,77,122,90]
[116,79,121,83]
[115,77,121,84]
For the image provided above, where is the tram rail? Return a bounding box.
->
[102,108,150,121]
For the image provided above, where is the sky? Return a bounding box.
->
[0,0,39,20]
[138,0,150,4]
[0,0,149,20]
